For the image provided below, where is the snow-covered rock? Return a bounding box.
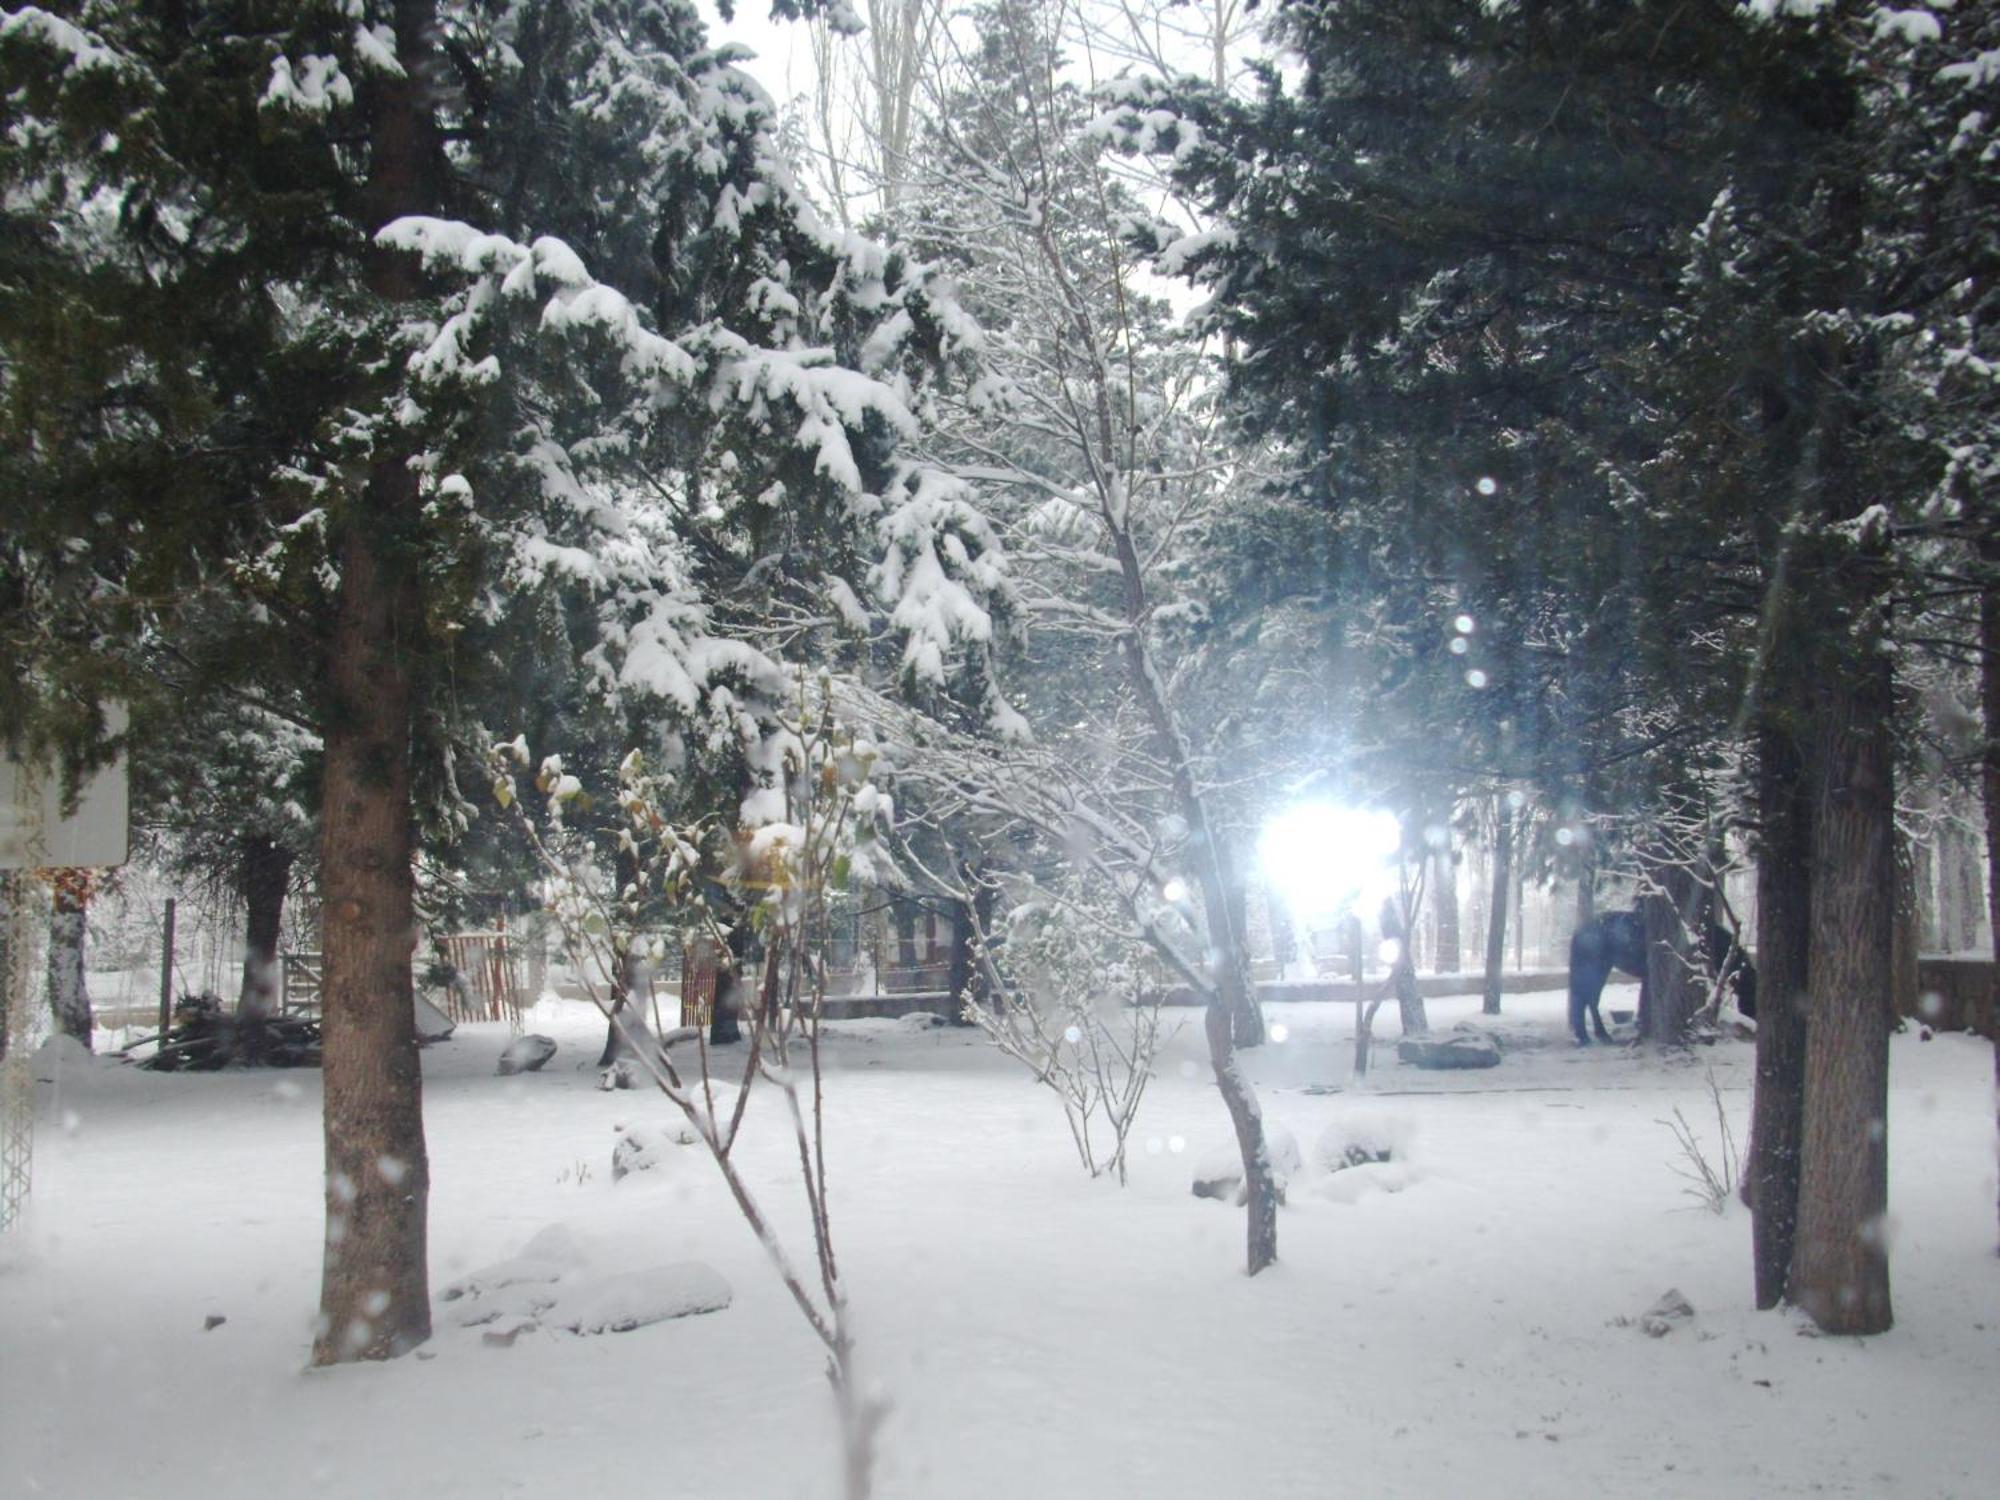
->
[441,1234,585,1304]
[439,1225,589,1327]
[496,1033,557,1075]
[413,992,455,1042]
[610,1121,695,1180]
[600,1059,639,1090]
[559,1263,732,1334]
[1315,1107,1416,1174]
[1639,1289,1695,1338]
[444,1280,560,1330]
[1395,1027,1500,1070]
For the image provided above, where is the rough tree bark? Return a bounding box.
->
[1432,846,1461,976]
[313,486,432,1363]
[311,0,440,1366]
[945,892,974,1022]
[237,837,292,1021]
[1640,859,1703,1046]
[1891,824,1920,1029]
[45,870,91,1049]
[1382,887,1427,1036]
[1789,643,1895,1335]
[1482,798,1513,1016]
[596,847,647,1068]
[710,918,748,1046]
[1747,725,1812,1308]
[1979,534,1999,1254]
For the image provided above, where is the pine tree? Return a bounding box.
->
[1108,0,1995,1327]
[0,0,1005,1363]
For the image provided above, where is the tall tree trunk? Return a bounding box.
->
[595,943,645,1068]
[1937,822,1963,951]
[312,0,440,1366]
[1747,725,1812,1308]
[597,847,645,1067]
[1641,859,1703,1045]
[1891,824,1920,1030]
[969,876,996,1012]
[710,917,747,1045]
[1951,821,1984,950]
[1979,533,1999,1254]
[1512,863,1525,971]
[1433,846,1461,975]
[1382,888,1427,1035]
[945,892,974,1023]
[1109,519,1272,1270]
[1789,644,1895,1335]
[46,870,90,1049]
[1215,836,1265,1048]
[314,488,431,1364]
[238,837,292,1021]
[1482,799,1513,1016]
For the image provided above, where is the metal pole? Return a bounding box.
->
[158,897,177,1041]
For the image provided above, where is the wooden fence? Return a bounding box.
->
[436,931,524,1029]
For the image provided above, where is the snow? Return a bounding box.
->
[3,987,1995,1498]
[350,23,403,78]
[0,7,129,76]
[1874,9,1943,47]
[261,54,354,116]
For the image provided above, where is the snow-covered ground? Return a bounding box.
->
[2,986,1994,1499]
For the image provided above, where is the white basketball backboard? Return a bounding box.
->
[0,705,129,870]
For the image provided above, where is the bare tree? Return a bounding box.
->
[499,683,888,1497]
[803,0,948,226]
[1482,793,1515,1017]
[953,869,1169,1182]
[878,0,1285,1270]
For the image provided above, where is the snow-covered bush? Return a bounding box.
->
[496,679,892,1498]
[962,880,1171,1185]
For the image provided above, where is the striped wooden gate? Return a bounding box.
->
[680,940,721,1030]
[437,929,523,1029]
[281,951,324,1016]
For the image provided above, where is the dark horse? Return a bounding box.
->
[1568,909,1757,1045]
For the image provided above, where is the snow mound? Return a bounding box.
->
[438,1226,728,1338]
[444,1280,560,1329]
[1314,1160,1418,1205]
[1192,1126,1302,1203]
[611,1121,697,1180]
[1315,1107,1417,1175]
[516,1223,590,1266]
[32,1034,93,1080]
[441,1223,590,1304]
[559,1263,733,1334]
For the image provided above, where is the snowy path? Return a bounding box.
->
[2,987,1993,1499]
